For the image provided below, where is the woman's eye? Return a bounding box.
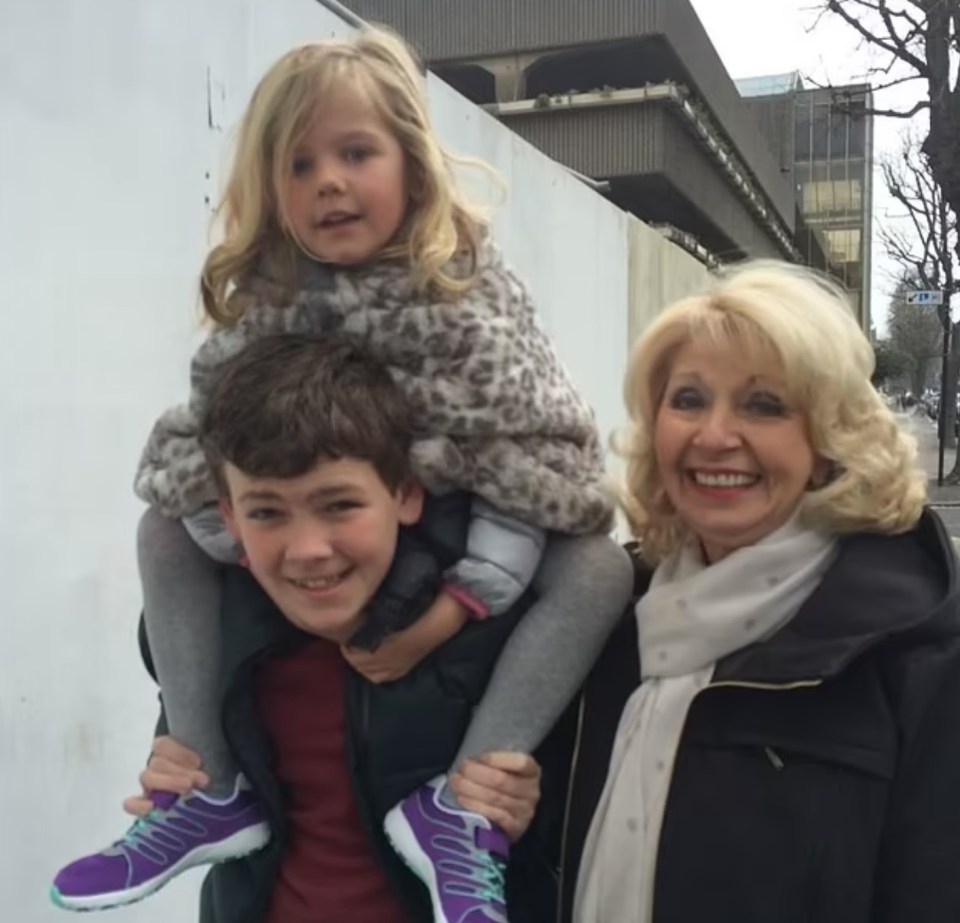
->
[745,392,787,417]
[668,387,705,410]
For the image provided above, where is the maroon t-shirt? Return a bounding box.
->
[256,638,411,923]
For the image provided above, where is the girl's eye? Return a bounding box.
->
[745,391,787,417]
[291,156,312,177]
[667,387,705,411]
[344,147,372,164]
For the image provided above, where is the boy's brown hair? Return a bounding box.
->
[199,334,414,493]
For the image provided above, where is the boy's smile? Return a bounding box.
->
[221,458,423,642]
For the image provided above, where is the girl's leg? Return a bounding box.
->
[50,509,268,913]
[451,532,632,766]
[384,534,632,923]
[138,508,237,793]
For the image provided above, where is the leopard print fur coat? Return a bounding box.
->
[134,235,613,534]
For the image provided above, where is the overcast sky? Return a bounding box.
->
[690,0,926,334]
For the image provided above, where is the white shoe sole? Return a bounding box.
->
[51,823,270,912]
[384,806,453,923]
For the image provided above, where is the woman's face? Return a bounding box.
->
[653,337,824,563]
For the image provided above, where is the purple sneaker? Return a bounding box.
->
[50,777,270,912]
[384,775,509,923]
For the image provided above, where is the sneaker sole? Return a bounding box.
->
[384,807,453,923]
[49,823,271,912]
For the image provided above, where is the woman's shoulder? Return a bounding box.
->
[846,513,960,709]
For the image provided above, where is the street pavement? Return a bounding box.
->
[898,410,960,538]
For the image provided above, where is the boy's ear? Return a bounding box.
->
[219,497,240,539]
[397,478,425,526]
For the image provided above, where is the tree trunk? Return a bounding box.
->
[921,0,960,238]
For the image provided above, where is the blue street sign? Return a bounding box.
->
[906,290,944,306]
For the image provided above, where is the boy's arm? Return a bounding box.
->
[124,737,210,818]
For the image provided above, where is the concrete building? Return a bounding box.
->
[739,73,874,330]
[349,0,803,266]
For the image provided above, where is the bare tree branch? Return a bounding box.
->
[824,0,928,73]
[861,72,925,92]
[867,98,931,117]
[879,129,959,296]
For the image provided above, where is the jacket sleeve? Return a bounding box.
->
[443,499,546,617]
[873,642,960,921]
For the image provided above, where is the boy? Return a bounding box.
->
[126,336,545,923]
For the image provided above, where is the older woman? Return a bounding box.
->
[548,261,960,923]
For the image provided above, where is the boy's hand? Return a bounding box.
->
[123,736,208,818]
[342,590,469,684]
[450,752,541,843]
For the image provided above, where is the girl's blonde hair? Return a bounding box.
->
[617,260,926,560]
[201,26,491,326]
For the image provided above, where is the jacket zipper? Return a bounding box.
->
[708,679,823,691]
[556,692,587,923]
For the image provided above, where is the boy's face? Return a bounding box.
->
[220,457,423,643]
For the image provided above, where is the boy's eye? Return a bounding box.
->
[246,507,282,522]
[291,156,313,177]
[667,386,705,411]
[326,500,362,515]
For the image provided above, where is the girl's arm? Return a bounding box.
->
[444,499,547,618]
[343,501,546,683]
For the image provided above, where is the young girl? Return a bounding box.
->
[51,28,632,921]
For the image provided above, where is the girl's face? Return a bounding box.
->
[282,87,408,265]
[653,337,825,563]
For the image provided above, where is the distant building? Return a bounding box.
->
[347,0,872,329]
[738,74,874,330]
[349,0,802,266]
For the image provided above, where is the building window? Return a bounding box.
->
[848,100,866,158]
[812,104,830,160]
[795,109,811,161]
[800,179,862,216]
[829,111,848,161]
[825,227,862,265]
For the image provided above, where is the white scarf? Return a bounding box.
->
[574,515,837,923]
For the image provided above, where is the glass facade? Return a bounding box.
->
[737,71,805,99]
[737,77,874,330]
[792,87,873,330]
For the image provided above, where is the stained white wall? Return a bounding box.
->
[0,2,703,920]
[627,218,711,346]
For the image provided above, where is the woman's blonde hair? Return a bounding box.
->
[617,260,926,560]
[201,26,492,326]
